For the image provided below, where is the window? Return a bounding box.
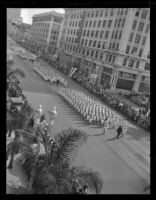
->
[147,52,150,59]
[123,57,127,66]
[141,36,147,45]
[131,74,137,80]
[98,20,101,27]
[128,59,134,67]
[100,52,103,59]
[91,11,94,17]
[138,22,144,32]
[81,39,84,45]
[109,43,112,50]
[126,45,130,54]
[141,9,148,19]
[145,24,149,33]
[119,71,123,77]
[108,20,112,28]
[115,31,118,39]
[144,63,150,71]
[87,12,90,18]
[132,20,137,30]
[116,43,119,51]
[91,30,94,37]
[105,31,109,39]
[129,33,133,42]
[100,10,103,17]
[112,55,116,63]
[89,21,92,27]
[106,54,109,61]
[97,41,102,48]
[83,30,86,36]
[102,20,106,27]
[87,49,90,56]
[95,51,99,58]
[87,30,90,37]
[118,19,121,27]
[131,47,138,54]
[108,54,112,62]
[110,9,114,16]
[134,34,141,44]
[85,39,88,46]
[109,31,113,39]
[85,21,88,27]
[105,10,108,16]
[93,20,97,27]
[119,31,122,39]
[91,50,94,57]
[135,61,140,68]
[135,9,140,17]
[93,40,97,47]
[102,42,106,49]
[89,40,92,46]
[114,19,117,27]
[96,10,99,17]
[100,31,104,38]
[122,19,125,27]
[95,30,99,37]
[138,48,143,57]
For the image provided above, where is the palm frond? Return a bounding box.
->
[71,166,103,194]
[52,128,88,165]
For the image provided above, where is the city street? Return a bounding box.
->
[7,45,150,194]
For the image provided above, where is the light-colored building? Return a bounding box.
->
[29,11,64,56]
[58,8,150,93]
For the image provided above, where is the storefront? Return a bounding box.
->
[116,71,136,91]
[100,66,113,88]
[138,76,150,93]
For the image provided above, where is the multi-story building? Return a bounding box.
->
[29,11,64,56]
[7,8,22,36]
[59,8,150,93]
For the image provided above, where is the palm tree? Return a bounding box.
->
[18,127,103,194]
[7,129,38,169]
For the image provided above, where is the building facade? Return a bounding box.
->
[29,11,64,57]
[58,8,150,93]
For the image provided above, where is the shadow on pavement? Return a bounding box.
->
[105,136,117,141]
[126,126,149,141]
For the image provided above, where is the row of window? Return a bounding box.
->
[132,20,149,33]
[119,71,137,80]
[123,57,150,70]
[129,33,147,45]
[135,9,149,19]
[33,16,51,22]
[70,8,128,20]
[126,45,144,57]
[66,36,109,50]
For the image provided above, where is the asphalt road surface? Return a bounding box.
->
[7,45,150,194]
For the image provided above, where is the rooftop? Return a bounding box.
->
[33,11,64,18]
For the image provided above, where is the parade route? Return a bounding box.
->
[7,46,150,194]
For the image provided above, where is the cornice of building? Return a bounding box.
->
[33,11,64,18]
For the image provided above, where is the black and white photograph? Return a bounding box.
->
[6,7,150,194]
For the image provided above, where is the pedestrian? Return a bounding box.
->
[103,117,109,135]
[116,125,123,139]
[56,79,60,86]
[40,114,46,123]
